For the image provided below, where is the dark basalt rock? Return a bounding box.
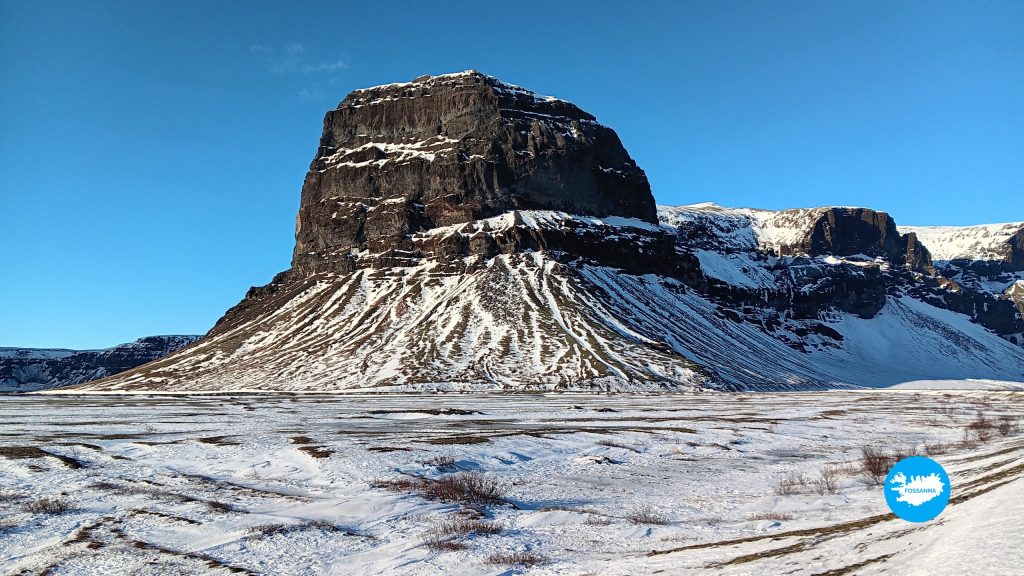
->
[1010,229,1024,272]
[780,207,934,273]
[292,71,656,275]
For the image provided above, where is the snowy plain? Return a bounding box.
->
[1,390,1022,575]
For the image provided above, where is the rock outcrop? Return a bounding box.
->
[293,71,655,275]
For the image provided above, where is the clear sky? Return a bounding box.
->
[2,1,1022,349]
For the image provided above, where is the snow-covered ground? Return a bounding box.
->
[1,392,1022,575]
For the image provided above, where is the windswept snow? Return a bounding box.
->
[2,392,1022,575]
[888,379,1024,391]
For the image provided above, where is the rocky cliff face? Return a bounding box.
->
[1,335,200,392]
[62,72,1024,393]
[292,71,655,275]
[899,221,1024,345]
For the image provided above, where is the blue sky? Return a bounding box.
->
[1,1,1022,348]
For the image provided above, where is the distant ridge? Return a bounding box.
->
[2,335,200,392]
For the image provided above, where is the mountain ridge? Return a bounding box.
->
[2,335,201,392]
[51,72,1024,393]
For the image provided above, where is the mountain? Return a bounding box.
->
[61,71,1024,393]
[1,335,200,392]
[899,221,1024,332]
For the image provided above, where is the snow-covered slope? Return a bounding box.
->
[62,200,1024,393]
[901,221,1024,262]
[62,247,1024,393]
[898,220,1024,343]
[659,202,838,254]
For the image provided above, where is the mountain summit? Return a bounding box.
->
[64,72,1024,393]
[292,70,656,275]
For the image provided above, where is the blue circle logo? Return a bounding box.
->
[884,456,950,522]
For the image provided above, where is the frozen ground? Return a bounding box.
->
[1,391,1022,575]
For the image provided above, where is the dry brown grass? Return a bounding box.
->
[297,445,333,459]
[422,536,467,552]
[419,516,502,552]
[431,518,503,536]
[247,520,362,538]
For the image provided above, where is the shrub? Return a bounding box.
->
[374,472,507,506]
[860,447,892,486]
[960,428,980,450]
[747,511,793,521]
[774,471,807,495]
[996,415,1020,437]
[485,551,546,566]
[892,445,921,462]
[426,473,506,506]
[25,497,74,515]
[625,504,670,525]
[967,412,995,442]
[813,464,840,495]
[424,455,457,471]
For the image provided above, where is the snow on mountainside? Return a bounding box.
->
[658,202,838,254]
[61,209,1024,393]
[898,220,1024,337]
[1,336,200,392]
[901,221,1024,262]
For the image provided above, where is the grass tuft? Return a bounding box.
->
[485,551,547,566]
[625,504,670,525]
[747,511,793,521]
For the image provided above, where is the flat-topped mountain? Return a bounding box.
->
[59,72,1024,393]
[293,70,654,275]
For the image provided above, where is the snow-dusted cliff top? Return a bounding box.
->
[900,222,1024,262]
